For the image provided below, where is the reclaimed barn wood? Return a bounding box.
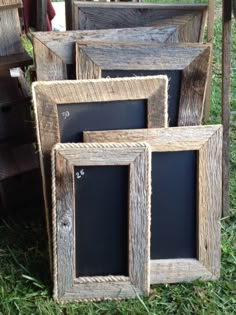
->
[222,0,232,216]
[72,2,207,42]
[32,26,178,80]
[52,142,151,302]
[0,0,26,57]
[32,76,168,267]
[66,0,142,30]
[84,125,222,284]
[76,42,211,126]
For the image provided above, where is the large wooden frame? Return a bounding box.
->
[32,26,178,81]
[52,142,151,302]
[71,2,207,42]
[84,125,222,284]
[76,42,211,126]
[32,76,168,267]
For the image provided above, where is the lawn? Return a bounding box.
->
[0,3,236,315]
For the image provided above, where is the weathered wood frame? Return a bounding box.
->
[52,142,151,302]
[32,76,168,268]
[76,42,211,126]
[84,125,222,284]
[71,2,207,42]
[32,26,178,81]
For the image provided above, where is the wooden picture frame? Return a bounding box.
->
[32,75,168,266]
[76,42,211,126]
[32,26,178,81]
[84,125,222,284]
[71,2,207,43]
[52,142,151,302]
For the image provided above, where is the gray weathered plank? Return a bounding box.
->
[73,2,207,43]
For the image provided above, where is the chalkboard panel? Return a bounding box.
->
[103,70,181,127]
[75,165,129,277]
[57,100,146,142]
[151,151,197,259]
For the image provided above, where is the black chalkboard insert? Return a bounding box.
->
[102,69,182,127]
[75,165,129,277]
[57,99,147,142]
[151,151,197,259]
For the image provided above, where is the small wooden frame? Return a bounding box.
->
[52,142,151,302]
[76,42,211,126]
[32,75,168,266]
[32,26,178,81]
[72,2,207,42]
[84,125,222,284]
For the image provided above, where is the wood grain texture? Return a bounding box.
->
[203,0,214,122]
[150,259,213,284]
[32,76,167,269]
[0,7,23,56]
[84,125,221,152]
[84,125,222,284]
[32,26,178,81]
[76,43,210,71]
[198,127,222,278]
[33,37,67,81]
[222,0,232,216]
[76,42,211,126]
[73,2,207,42]
[52,142,151,302]
[178,45,211,126]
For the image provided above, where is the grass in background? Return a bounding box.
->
[0,5,236,315]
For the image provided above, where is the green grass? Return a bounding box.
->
[1,6,236,315]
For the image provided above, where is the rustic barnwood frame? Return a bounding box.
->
[71,2,207,42]
[32,76,168,268]
[32,26,178,81]
[76,42,211,126]
[84,125,222,284]
[52,142,151,302]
